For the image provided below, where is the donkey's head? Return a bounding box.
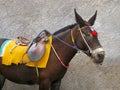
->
[74,9,105,64]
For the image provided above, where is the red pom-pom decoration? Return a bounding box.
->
[92,30,97,37]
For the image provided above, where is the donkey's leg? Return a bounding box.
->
[0,74,5,90]
[51,80,61,90]
[39,79,51,90]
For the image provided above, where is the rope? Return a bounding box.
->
[35,65,39,77]
[53,36,79,51]
[53,31,90,54]
[50,43,69,69]
[49,26,93,68]
[79,28,92,53]
[71,29,79,50]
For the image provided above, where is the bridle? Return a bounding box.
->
[52,25,97,68]
[54,26,97,53]
[71,25,98,53]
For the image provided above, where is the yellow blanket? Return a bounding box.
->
[1,36,52,68]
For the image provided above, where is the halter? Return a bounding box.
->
[79,26,92,53]
[52,26,97,68]
[71,26,97,53]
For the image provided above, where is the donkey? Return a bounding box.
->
[0,9,105,90]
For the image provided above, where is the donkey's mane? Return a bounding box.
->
[53,23,77,35]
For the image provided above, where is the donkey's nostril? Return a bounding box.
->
[94,52,105,63]
[93,51,105,64]
[97,53,104,60]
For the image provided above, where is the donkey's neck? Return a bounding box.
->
[53,30,77,65]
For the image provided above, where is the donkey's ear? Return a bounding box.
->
[88,10,97,26]
[74,9,85,27]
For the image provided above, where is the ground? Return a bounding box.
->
[0,0,120,90]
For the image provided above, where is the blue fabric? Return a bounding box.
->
[0,39,11,56]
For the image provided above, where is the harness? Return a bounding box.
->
[52,26,97,68]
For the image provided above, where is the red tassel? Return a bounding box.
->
[92,30,97,37]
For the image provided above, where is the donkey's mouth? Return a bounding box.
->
[91,48,105,64]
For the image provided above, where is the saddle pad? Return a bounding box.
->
[0,36,52,68]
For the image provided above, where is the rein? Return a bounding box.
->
[53,26,94,53]
[51,26,94,68]
[51,43,69,68]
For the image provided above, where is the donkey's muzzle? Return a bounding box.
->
[91,48,105,64]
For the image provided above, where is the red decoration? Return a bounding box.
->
[92,30,97,37]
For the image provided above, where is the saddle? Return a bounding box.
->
[16,36,30,46]
[16,30,50,62]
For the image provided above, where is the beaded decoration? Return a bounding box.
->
[80,26,98,37]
